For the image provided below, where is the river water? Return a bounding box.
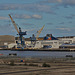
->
[0,50,75,58]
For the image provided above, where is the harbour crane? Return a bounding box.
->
[30,25,45,45]
[36,25,45,40]
[9,14,27,48]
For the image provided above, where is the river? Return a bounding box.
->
[0,50,75,58]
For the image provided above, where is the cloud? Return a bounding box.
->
[56,27,71,31]
[64,14,75,19]
[47,23,53,25]
[68,21,72,23]
[59,22,64,24]
[22,28,37,32]
[13,14,31,19]
[64,16,73,19]
[0,3,54,14]
[0,25,16,35]
[62,0,75,6]
[32,15,42,19]
[41,0,62,3]
[1,0,75,13]
[22,23,34,26]
[41,0,75,6]
[71,14,75,17]
[0,17,9,20]
[13,14,42,19]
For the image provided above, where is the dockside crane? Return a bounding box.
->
[30,25,45,46]
[9,14,27,48]
[36,25,45,40]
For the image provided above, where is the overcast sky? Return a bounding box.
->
[0,0,75,37]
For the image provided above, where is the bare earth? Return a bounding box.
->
[0,57,75,75]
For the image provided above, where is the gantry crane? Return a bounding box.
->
[9,14,27,48]
[36,25,45,40]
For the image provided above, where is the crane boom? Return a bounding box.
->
[8,14,19,34]
[36,25,45,40]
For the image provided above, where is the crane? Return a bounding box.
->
[9,14,27,48]
[36,25,45,40]
[30,25,45,46]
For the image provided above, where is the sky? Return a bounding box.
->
[0,0,75,38]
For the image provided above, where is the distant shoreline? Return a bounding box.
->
[0,48,75,52]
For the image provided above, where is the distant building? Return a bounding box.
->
[0,35,15,48]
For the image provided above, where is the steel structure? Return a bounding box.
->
[36,25,45,40]
[9,14,27,48]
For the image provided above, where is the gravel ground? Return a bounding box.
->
[0,57,75,75]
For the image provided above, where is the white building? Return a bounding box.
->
[8,43,17,48]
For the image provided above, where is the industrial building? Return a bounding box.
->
[0,34,75,49]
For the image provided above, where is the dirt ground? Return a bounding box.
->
[0,57,75,75]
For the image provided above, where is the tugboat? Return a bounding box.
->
[66,55,73,57]
[9,53,17,56]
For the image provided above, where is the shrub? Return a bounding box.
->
[24,62,27,66]
[9,60,14,66]
[42,63,50,67]
[29,63,38,66]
